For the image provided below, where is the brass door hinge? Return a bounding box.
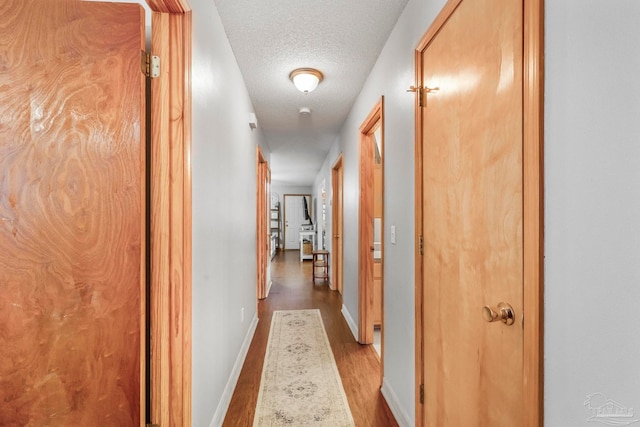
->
[141,51,160,78]
[418,235,424,256]
[420,383,425,404]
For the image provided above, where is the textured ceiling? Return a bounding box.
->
[213,0,409,185]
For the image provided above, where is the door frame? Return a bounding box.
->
[412,0,544,425]
[147,1,193,426]
[256,147,270,300]
[331,154,344,293]
[358,98,384,346]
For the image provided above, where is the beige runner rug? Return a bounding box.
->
[253,309,355,426]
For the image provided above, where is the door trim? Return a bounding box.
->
[358,98,384,346]
[147,1,192,426]
[412,1,544,425]
[522,1,545,424]
[331,154,344,294]
[256,146,269,300]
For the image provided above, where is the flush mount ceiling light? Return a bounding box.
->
[289,68,324,94]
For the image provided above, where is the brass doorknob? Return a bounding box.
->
[482,302,515,326]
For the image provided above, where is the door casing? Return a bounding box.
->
[256,147,270,300]
[358,98,384,348]
[331,155,344,294]
[147,1,193,426]
[413,0,543,425]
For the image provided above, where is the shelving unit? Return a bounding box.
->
[270,204,282,258]
[299,230,315,261]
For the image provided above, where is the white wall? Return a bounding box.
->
[545,1,640,425]
[313,0,446,424]
[271,184,313,207]
[190,1,270,425]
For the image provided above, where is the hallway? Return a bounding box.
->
[223,251,398,426]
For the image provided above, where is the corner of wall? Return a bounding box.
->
[340,304,358,341]
[381,379,413,427]
[209,314,259,427]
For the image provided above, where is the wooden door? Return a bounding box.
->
[372,126,383,326]
[358,99,383,345]
[332,156,344,294]
[256,147,269,299]
[420,0,524,424]
[0,1,146,424]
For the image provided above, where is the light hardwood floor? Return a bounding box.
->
[223,250,399,426]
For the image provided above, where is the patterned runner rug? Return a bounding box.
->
[253,309,355,426]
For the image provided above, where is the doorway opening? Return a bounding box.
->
[332,155,345,294]
[256,147,270,300]
[358,98,385,369]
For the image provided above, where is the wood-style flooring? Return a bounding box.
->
[222,250,399,426]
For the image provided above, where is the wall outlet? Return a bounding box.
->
[391,225,397,244]
[240,307,245,323]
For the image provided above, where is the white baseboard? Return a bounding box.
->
[210,314,259,427]
[381,378,413,427]
[266,279,273,297]
[341,304,358,342]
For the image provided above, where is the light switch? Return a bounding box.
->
[390,225,396,244]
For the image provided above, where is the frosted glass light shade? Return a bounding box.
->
[289,68,324,94]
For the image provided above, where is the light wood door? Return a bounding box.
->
[420,0,524,424]
[358,99,383,345]
[256,148,269,299]
[0,1,146,424]
[332,156,344,293]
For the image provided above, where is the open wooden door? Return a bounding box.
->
[0,1,146,424]
[358,99,384,346]
[414,0,543,425]
[256,147,269,300]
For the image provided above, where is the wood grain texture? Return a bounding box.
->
[146,0,191,14]
[150,9,192,427]
[331,155,344,294]
[421,0,524,425]
[256,147,269,300]
[358,99,383,345]
[223,251,398,427]
[373,261,382,326]
[523,0,544,425]
[0,1,145,425]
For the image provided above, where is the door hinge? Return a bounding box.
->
[420,383,424,404]
[418,235,424,256]
[141,51,160,78]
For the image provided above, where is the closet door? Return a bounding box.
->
[0,1,146,424]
